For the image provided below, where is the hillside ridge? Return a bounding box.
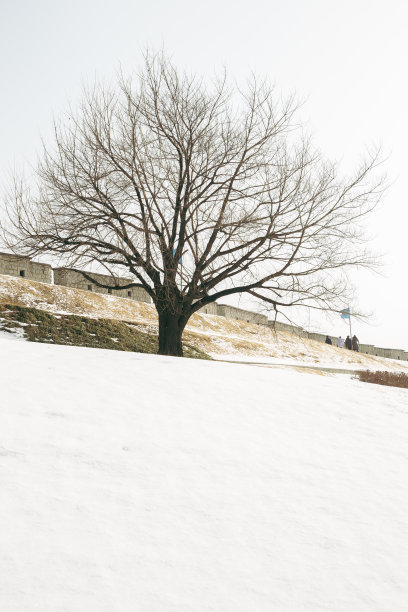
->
[0,274,406,372]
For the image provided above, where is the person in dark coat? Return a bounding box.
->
[352,335,359,352]
[345,335,352,350]
[325,335,332,345]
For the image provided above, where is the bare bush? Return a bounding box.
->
[356,370,408,389]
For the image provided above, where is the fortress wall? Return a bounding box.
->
[382,348,407,361]
[216,304,268,325]
[197,302,218,315]
[0,252,52,284]
[359,344,375,354]
[53,268,151,303]
[307,332,327,344]
[353,344,406,361]
[266,321,308,337]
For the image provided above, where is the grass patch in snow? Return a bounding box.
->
[0,304,211,360]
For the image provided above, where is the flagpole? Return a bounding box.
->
[341,307,353,350]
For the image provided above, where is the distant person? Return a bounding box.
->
[345,335,352,350]
[325,335,332,345]
[337,336,343,348]
[352,335,359,352]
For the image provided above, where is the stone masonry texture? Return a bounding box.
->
[0,252,52,284]
[53,268,151,303]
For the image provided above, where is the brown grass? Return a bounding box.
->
[1,275,408,372]
[356,370,408,389]
[0,304,211,360]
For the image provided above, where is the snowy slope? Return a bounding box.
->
[1,274,406,372]
[1,339,408,611]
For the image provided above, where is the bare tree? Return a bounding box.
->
[2,53,383,356]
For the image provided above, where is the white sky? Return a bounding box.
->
[1,0,407,350]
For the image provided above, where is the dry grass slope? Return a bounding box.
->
[1,274,407,371]
[0,303,210,359]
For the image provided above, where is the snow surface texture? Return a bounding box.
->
[1,274,406,372]
[1,340,408,611]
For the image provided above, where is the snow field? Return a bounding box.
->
[1,340,408,611]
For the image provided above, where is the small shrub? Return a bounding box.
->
[356,370,408,389]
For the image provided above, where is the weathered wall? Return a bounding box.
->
[382,348,407,361]
[216,304,268,325]
[358,344,391,358]
[359,344,393,358]
[267,321,307,337]
[0,252,52,284]
[359,343,376,355]
[53,268,151,303]
[307,332,327,344]
[197,302,218,315]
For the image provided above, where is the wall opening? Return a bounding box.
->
[127,291,131,297]
[87,285,92,291]
[108,288,112,294]
[19,270,25,277]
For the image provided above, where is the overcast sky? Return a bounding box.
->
[1,0,407,349]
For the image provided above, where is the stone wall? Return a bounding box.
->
[382,348,408,361]
[360,344,386,358]
[53,268,151,303]
[359,343,375,355]
[267,321,307,337]
[0,252,52,284]
[356,344,408,361]
[197,302,267,322]
[196,302,218,315]
[215,304,268,325]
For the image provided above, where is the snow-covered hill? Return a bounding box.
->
[1,274,406,372]
[1,339,408,611]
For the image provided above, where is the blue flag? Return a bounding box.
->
[341,307,350,320]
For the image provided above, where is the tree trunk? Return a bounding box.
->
[157,309,186,357]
